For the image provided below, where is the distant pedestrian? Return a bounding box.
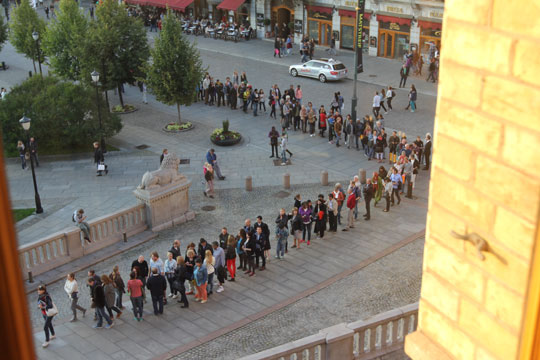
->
[165,252,177,299]
[127,271,144,321]
[29,137,39,167]
[146,268,167,315]
[212,241,226,292]
[17,140,26,170]
[203,163,215,198]
[399,64,408,88]
[327,193,338,232]
[64,273,86,322]
[206,148,225,180]
[225,235,237,281]
[383,177,392,212]
[110,265,125,309]
[44,6,49,19]
[269,126,279,158]
[363,179,374,220]
[102,275,122,320]
[405,85,417,112]
[88,277,114,329]
[160,149,168,165]
[37,285,57,348]
[343,188,356,231]
[184,249,196,294]
[89,6,94,19]
[174,256,189,308]
[386,86,395,111]
[372,91,381,119]
[423,133,432,170]
[93,142,108,176]
[390,167,402,206]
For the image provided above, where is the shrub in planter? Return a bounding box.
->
[210,120,241,145]
[166,122,193,131]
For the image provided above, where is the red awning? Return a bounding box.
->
[418,20,442,30]
[377,14,411,26]
[338,9,371,20]
[124,0,147,5]
[217,0,246,11]
[308,5,333,15]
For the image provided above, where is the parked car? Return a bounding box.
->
[289,58,348,83]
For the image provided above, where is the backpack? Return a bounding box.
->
[391,90,396,98]
[72,210,78,223]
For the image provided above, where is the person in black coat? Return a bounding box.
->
[174,258,189,308]
[294,194,302,210]
[169,239,181,260]
[423,134,432,170]
[313,196,327,238]
[88,278,113,328]
[243,232,256,276]
[363,179,374,220]
[146,268,167,315]
[93,142,108,176]
[198,238,213,258]
[253,227,267,270]
[218,228,229,249]
[160,149,168,165]
[229,85,238,110]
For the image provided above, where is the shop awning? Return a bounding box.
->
[307,5,333,15]
[124,0,147,6]
[376,12,413,26]
[138,0,193,11]
[338,9,372,21]
[417,16,442,30]
[216,0,246,11]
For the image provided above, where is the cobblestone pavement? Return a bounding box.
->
[172,237,423,360]
[29,178,427,359]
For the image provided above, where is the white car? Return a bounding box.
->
[289,58,348,83]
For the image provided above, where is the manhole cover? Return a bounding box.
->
[273,159,292,166]
[369,74,377,77]
[201,205,215,212]
[274,191,290,199]
[179,159,190,164]
[135,144,149,150]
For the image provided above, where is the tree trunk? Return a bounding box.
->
[117,83,124,108]
[105,90,110,112]
[176,102,181,124]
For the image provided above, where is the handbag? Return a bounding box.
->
[45,302,59,317]
[97,163,105,171]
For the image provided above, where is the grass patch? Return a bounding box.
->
[4,144,120,158]
[13,208,35,222]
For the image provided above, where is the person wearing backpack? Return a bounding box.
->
[74,209,91,243]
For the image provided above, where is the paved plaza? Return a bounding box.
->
[2,6,434,359]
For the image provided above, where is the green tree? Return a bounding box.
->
[0,14,8,53]
[0,76,122,156]
[145,10,205,124]
[9,0,46,72]
[83,0,149,108]
[42,0,89,81]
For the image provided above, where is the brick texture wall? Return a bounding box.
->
[405,0,540,359]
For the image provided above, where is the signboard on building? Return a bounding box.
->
[256,13,264,27]
[294,19,303,34]
[356,0,365,73]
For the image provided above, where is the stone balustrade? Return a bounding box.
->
[238,303,418,360]
[18,204,147,281]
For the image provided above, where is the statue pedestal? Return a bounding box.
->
[133,177,194,232]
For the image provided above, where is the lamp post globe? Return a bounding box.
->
[32,31,39,41]
[91,70,100,84]
[19,115,43,214]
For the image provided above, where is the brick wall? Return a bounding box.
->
[405,0,540,359]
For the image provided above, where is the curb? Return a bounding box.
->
[155,229,425,360]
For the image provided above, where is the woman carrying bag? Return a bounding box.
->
[37,285,58,348]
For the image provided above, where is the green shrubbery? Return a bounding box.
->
[0,76,122,156]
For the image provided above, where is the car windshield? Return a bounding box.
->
[333,63,346,70]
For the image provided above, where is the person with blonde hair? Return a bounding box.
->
[203,163,215,198]
[203,249,215,295]
[164,252,177,299]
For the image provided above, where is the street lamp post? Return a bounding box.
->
[32,31,43,76]
[19,116,43,214]
[91,70,106,152]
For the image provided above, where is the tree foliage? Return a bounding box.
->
[0,76,122,155]
[145,10,206,123]
[82,0,149,107]
[0,14,8,53]
[9,0,46,64]
[42,0,89,81]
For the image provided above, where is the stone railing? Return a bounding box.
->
[238,303,418,360]
[18,204,147,281]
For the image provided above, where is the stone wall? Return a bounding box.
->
[405,0,540,359]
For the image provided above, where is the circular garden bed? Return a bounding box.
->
[163,122,194,133]
[111,104,138,114]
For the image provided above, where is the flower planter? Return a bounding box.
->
[111,104,138,114]
[163,122,194,133]
[210,132,242,146]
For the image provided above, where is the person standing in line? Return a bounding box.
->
[206,148,225,180]
[243,231,256,276]
[131,255,149,303]
[345,116,355,149]
[174,257,189,308]
[275,222,288,259]
[399,64,408,88]
[165,252,178,299]
[102,275,122,320]
[313,195,327,239]
[269,126,279,158]
[386,86,395,111]
[146,268,167,315]
[352,176,362,220]
[93,142,108,176]
[225,235,237,281]
[373,172,383,207]
[295,85,302,106]
[254,216,271,261]
[203,250,215,295]
[343,188,356,231]
[64,273,86,322]
[236,229,247,271]
[333,183,345,225]
[203,163,215,198]
[37,285,57,348]
[423,133,432,170]
[299,201,312,245]
[89,277,114,329]
[388,131,400,164]
[184,249,196,295]
[29,137,39,167]
[212,241,226,292]
[110,266,125,309]
[363,178,374,220]
[390,167,402,206]
[127,271,144,321]
[253,226,267,270]
[383,177,392,212]
[194,258,208,303]
[169,239,182,261]
[334,116,342,147]
[289,207,303,249]
[327,193,338,232]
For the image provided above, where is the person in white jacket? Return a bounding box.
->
[64,273,87,322]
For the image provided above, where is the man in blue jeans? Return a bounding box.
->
[146,268,167,315]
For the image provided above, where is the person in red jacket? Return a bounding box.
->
[343,188,356,231]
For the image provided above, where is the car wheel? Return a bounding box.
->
[291,69,298,77]
[319,74,327,83]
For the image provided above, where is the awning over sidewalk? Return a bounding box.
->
[417,17,442,30]
[338,9,372,21]
[126,0,193,11]
[216,0,246,11]
[307,5,333,15]
[124,0,147,6]
[376,12,413,26]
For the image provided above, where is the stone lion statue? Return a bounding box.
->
[139,153,185,190]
